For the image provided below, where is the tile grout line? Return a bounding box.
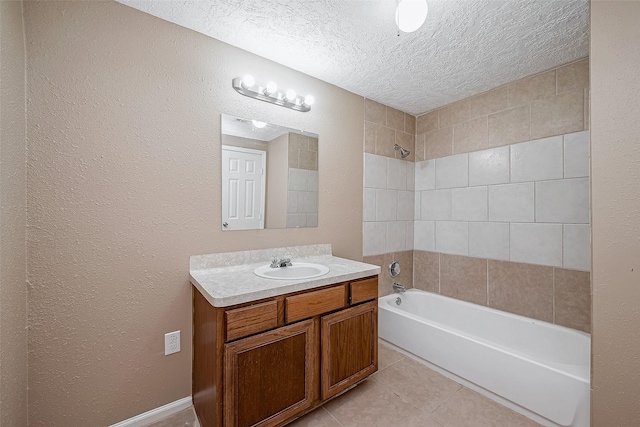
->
[320,405,345,427]
[428,385,465,419]
[486,258,490,306]
[438,252,441,293]
[552,267,556,324]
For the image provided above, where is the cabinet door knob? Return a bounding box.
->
[223,222,229,227]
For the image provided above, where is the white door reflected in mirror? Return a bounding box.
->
[221,146,266,230]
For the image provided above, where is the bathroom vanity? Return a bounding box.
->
[190,245,380,427]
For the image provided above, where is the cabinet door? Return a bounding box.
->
[224,319,319,427]
[321,300,378,400]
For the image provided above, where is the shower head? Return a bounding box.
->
[394,144,411,159]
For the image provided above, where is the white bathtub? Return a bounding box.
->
[378,290,590,427]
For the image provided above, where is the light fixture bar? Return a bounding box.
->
[232,77,312,112]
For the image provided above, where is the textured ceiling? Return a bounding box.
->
[117,0,589,115]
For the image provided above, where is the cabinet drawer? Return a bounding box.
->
[286,285,346,323]
[349,277,378,305]
[226,300,278,341]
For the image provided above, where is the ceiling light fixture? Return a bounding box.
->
[232,76,314,112]
[251,120,267,128]
[395,0,428,33]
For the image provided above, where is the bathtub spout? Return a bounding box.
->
[392,283,406,293]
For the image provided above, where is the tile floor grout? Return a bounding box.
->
[148,342,542,427]
[321,404,344,426]
[427,382,465,419]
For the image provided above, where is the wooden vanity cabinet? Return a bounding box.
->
[193,275,378,427]
[224,319,319,427]
[321,300,377,400]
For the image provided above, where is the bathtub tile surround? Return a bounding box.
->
[435,221,469,255]
[415,59,588,162]
[363,153,415,256]
[436,153,468,188]
[413,250,591,333]
[554,269,591,332]
[488,260,554,323]
[412,251,440,294]
[362,253,393,296]
[509,223,563,267]
[415,130,590,270]
[364,99,416,162]
[363,60,590,336]
[363,250,414,298]
[487,183,535,222]
[510,136,564,182]
[468,222,510,261]
[440,254,487,306]
[563,224,591,271]
[468,145,510,186]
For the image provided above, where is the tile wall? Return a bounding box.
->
[364,99,416,161]
[414,131,590,271]
[362,58,591,333]
[287,134,319,228]
[287,168,319,227]
[363,153,415,255]
[362,99,417,295]
[413,251,591,332]
[415,58,589,160]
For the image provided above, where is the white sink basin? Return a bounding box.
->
[254,263,330,280]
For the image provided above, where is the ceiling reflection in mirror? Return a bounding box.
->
[221,114,319,231]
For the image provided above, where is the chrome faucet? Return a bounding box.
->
[392,282,406,293]
[270,256,292,268]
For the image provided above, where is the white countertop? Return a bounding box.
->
[189,245,380,307]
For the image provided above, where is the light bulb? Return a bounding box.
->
[251,120,267,129]
[395,0,428,33]
[242,74,255,88]
[303,95,315,106]
[265,82,278,95]
[285,89,297,101]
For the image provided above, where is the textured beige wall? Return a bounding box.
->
[591,1,640,425]
[0,0,28,425]
[24,1,363,425]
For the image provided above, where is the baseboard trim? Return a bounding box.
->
[109,396,192,427]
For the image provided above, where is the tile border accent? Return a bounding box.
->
[365,99,417,162]
[412,250,591,333]
[415,57,589,161]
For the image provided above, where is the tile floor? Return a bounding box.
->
[146,342,541,427]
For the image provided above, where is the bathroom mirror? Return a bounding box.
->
[221,114,319,231]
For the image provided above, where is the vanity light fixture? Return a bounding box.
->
[395,0,428,33]
[232,76,314,112]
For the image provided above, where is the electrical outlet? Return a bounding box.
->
[165,330,180,355]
